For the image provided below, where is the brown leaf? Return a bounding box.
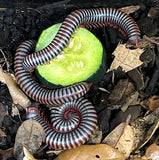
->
[107,79,136,110]
[102,123,125,146]
[102,122,134,158]
[115,123,134,158]
[0,67,31,108]
[23,146,46,160]
[128,68,145,91]
[133,143,159,160]
[0,148,14,160]
[131,108,159,150]
[121,91,139,112]
[109,44,143,72]
[145,143,159,159]
[55,144,126,160]
[138,118,159,150]
[23,146,38,160]
[14,119,45,160]
[140,96,159,111]
[149,96,159,111]
[119,5,140,14]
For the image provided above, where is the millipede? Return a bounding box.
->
[14,8,140,149]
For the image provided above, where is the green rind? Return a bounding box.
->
[86,48,107,83]
[35,23,107,87]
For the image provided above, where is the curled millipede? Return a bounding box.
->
[14,8,140,149]
[26,98,97,149]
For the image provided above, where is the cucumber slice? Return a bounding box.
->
[36,23,106,87]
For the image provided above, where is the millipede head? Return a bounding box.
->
[26,107,40,119]
[129,35,140,46]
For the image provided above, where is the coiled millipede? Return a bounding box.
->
[14,8,140,149]
[26,98,97,149]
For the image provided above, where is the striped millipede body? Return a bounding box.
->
[22,8,140,71]
[14,8,140,149]
[26,98,97,149]
[14,40,92,106]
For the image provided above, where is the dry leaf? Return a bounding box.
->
[14,119,45,160]
[137,117,159,150]
[148,96,159,111]
[133,143,159,160]
[121,91,139,112]
[55,144,126,160]
[145,143,159,160]
[114,123,134,158]
[0,67,31,108]
[23,146,46,160]
[102,123,125,146]
[102,122,134,158]
[107,79,136,110]
[119,5,140,14]
[140,96,159,111]
[0,148,14,160]
[11,104,21,117]
[128,68,146,91]
[109,44,143,72]
[131,108,159,150]
[23,146,38,160]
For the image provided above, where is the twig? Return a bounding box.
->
[143,35,159,46]
[37,0,71,10]
[26,7,41,14]
[0,48,10,71]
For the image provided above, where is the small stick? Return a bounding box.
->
[0,49,10,70]
[143,35,159,46]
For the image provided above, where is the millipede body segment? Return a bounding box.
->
[14,8,140,149]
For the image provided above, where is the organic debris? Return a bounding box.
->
[0,148,14,160]
[102,121,134,158]
[54,144,126,160]
[14,119,45,160]
[133,143,159,160]
[23,146,40,160]
[107,79,138,111]
[109,44,143,73]
[0,67,31,108]
[131,108,159,150]
[119,5,140,14]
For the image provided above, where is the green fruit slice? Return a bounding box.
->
[36,23,106,87]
